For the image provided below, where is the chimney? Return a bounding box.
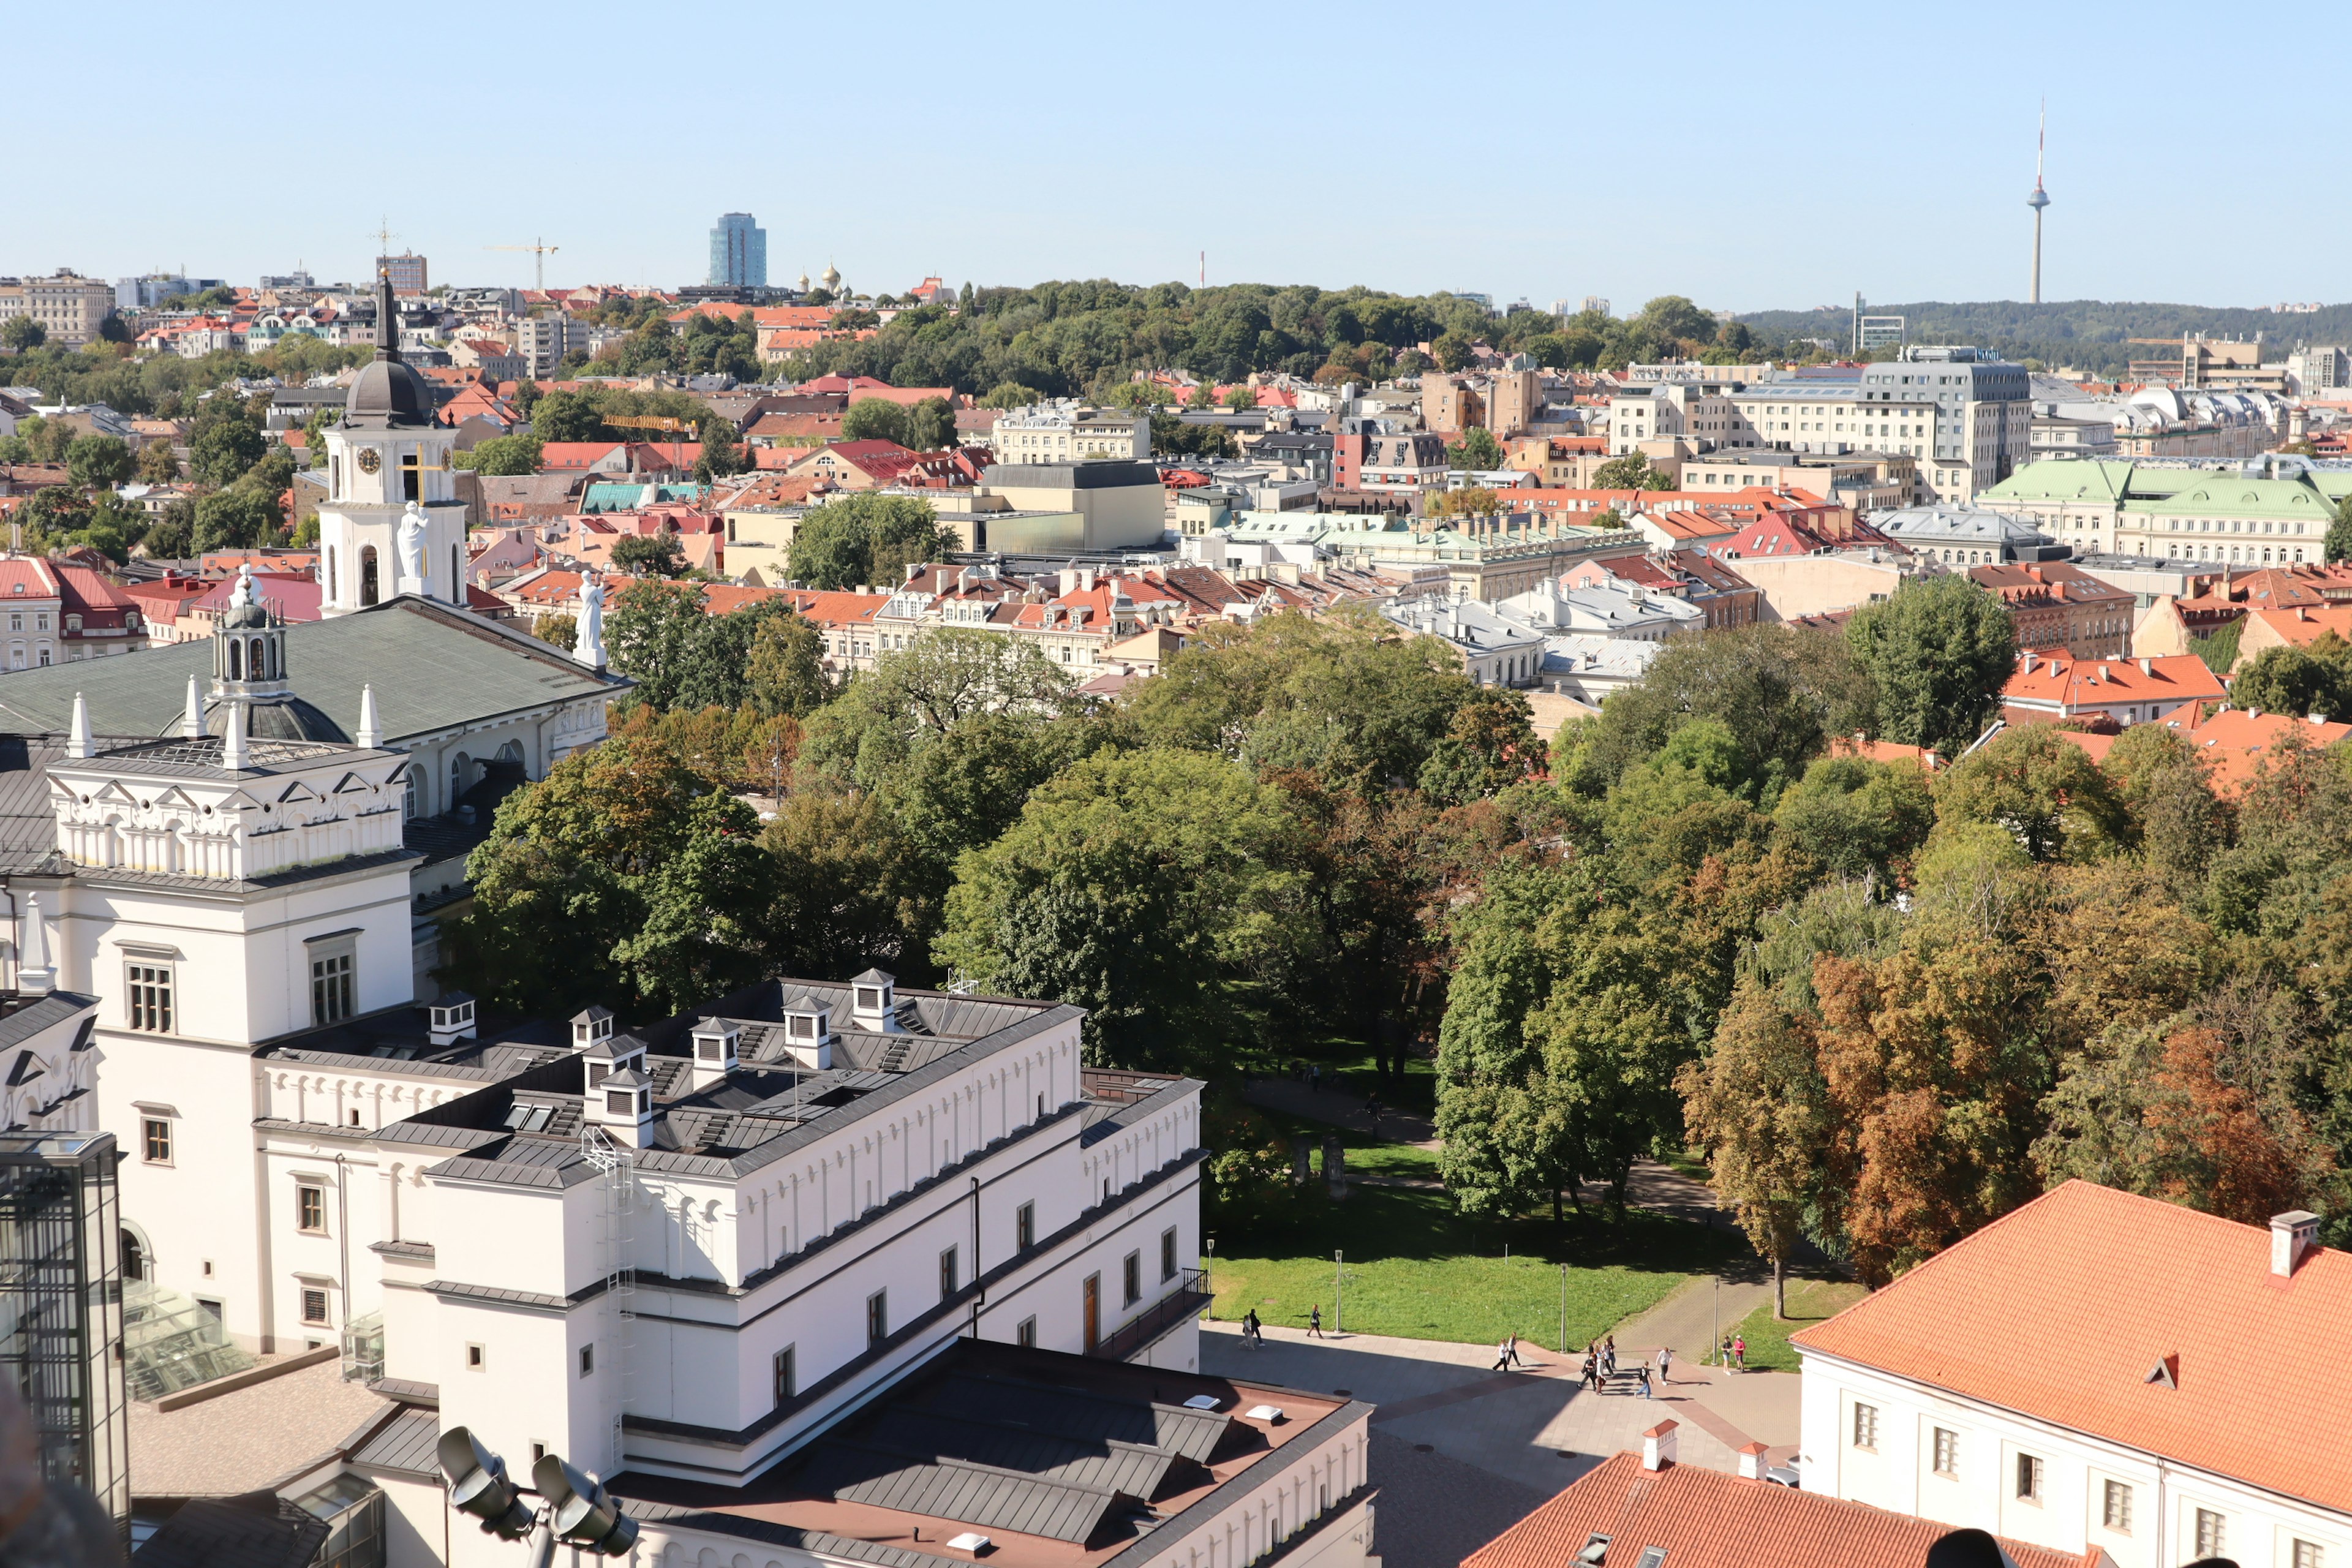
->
[2139,657,2153,675]
[1640,1420,1678,1472]
[2299,605,2310,622]
[2022,652,2037,675]
[1736,1442,1769,1481]
[688,1019,741,1092]
[1058,567,1080,596]
[2272,1210,2321,1277]
[428,990,477,1046]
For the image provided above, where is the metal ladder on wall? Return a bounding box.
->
[580,1125,635,1476]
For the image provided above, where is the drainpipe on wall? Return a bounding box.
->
[969,1175,982,1338]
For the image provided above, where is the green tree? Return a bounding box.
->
[611,532,687,577]
[1,318,44,353]
[2326,496,2352,565]
[1845,575,2016,759]
[66,434,134,489]
[1589,454,1673,491]
[761,789,924,976]
[442,732,775,1017]
[801,629,1077,788]
[464,434,543,476]
[902,396,958,451]
[143,500,194,559]
[840,398,912,446]
[938,747,1310,1069]
[979,382,1044,410]
[529,390,603,443]
[2231,638,2352,722]
[190,487,274,552]
[1185,382,1218,410]
[135,440,181,484]
[1771,753,1936,886]
[745,611,834,718]
[1932,723,2129,864]
[189,411,265,488]
[693,416,746,483]
[1450,426,1505,470]
[1432,333,1474,372]
[1221,386,1256,412]
[786,492,954,590]
[531,612,578,652]
[510,379,543,417]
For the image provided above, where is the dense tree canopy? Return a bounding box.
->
[786,493,957,590]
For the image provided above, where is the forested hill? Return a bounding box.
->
[1736,300,2352,378]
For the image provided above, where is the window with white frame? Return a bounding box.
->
[2101,1479,2131,1532]
[1850,1403,1878,1450]
[2195,1510,2225,1558]
[126,963,173,1032]
[309,935,356,1025]
[1931,1427,1957,1477]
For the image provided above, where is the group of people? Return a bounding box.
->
[1236,1304,1325,1347]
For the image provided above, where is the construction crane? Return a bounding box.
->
[602,414,699,475]
[486,237,560,292]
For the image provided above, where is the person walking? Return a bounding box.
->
[1732,1335,1746,1371]
[1603,1336,1616,1377]
[1310,1065,1321,1094]
[1657,1346,1672,1386]
[1243,1308,1262,1348]
[1639,1365,1652,1400]
[1307,1305,1324,1339]
[1504,1331,1522,1370]
[1580,1350,1597,1392]
[1491,1338,1512,1371]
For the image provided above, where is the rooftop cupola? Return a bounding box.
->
[780,994,833,1070]
[848,968,897,1032]
[570,1006,615,1052]
[688,1018,741,1093]
[587,1060,655,1150]
[579,1028,645,1095]
[429,990,477,1048]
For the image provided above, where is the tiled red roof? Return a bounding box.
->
[1464,1451,2094,1568]
[1794,1180,2352,1513]
[2000,652,2225,712]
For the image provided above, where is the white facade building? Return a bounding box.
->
[990,401,1152,464]
[1795,1182,2352,1568]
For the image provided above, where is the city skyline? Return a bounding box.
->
[9,1,2339,312]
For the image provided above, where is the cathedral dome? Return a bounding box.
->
[202,696,349,744]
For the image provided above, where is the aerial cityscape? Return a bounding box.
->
[0,7,2347,1568]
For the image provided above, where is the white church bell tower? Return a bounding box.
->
[317,272,469,615]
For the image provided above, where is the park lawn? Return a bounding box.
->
[1728,1278,1871,1372]
[1207,1176,1738,1351]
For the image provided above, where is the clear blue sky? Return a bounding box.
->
[15,0,2328,313]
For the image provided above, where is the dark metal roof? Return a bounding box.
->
[347,1407,440,1478]
[0,991,96,1054]
[132,1490,331,1568]
[0,596,623,747]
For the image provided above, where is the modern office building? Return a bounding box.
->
[709,212,768,288]
[372,252,428,293]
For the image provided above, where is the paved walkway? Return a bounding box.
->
[1243,1074,1438,1147]
[1204,1319,1799,1567]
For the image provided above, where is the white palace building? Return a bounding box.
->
[0,323,1378,1568]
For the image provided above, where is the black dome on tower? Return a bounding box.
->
[344,272,434,429]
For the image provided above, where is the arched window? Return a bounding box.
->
[121,1229,146,1283]
[327,548,337,602]
[228,639,243,680]
[360,546,380,607]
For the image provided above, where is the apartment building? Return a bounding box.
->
[990,401,1151,463]
[1608,381,1749,456]
[1796,1183,2351,1568]
[1723,349,2030,505]
[514,314,592,377]
[1423,365,1541,437]
[1332,418,1448,491]
[0,271,119,349]
[1967,560,2135,658]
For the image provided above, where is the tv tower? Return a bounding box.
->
[2027,101,2050,304]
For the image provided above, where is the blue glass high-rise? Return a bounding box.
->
[708,213,767,288]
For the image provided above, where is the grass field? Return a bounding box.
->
[1206,1169,1742,1349]
[1725,1277,1871,1372]
[1250,1106,1443,1182]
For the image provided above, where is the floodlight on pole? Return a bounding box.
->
[437,1425,641,1560]
[437,1428,535,1540]
[534,1452,643,1556]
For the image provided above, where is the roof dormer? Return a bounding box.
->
[782,994,834,1069]
[689,1019,741,1093]
[848,968,897,1032]
[429,990,477,1048]
[581,1029,646,1091]
[587,1063,655,1150]
[571,1006,615,1051]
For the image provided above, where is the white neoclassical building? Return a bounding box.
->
[1795,1181,2352,1568]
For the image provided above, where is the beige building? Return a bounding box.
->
[1423,366,1542,437]
[1609,382,1749,454]
[0,271,118,349]
[978,461,1166,551]
[1733,551,1912,622]
[990,400,1150,462]
[1681,451,1915,510]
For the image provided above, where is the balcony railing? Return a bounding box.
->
[1090,1268,1210,1362]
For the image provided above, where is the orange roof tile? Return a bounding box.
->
[2144,699,2352,791]
[2001,652,2225,712]
[1793,1180,2352,1513]
[1464,1451,2095,1568]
